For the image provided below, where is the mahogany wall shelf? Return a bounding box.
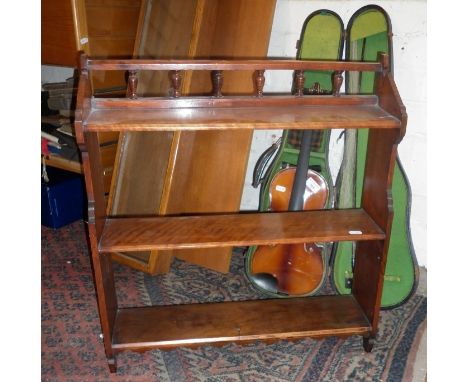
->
[75,53,406,372]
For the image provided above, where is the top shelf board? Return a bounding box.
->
[85,99,400,132]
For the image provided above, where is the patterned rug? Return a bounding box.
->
[42,221,426,381]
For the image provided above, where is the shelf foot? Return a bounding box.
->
[107,356,117,373]
[363,335,375,352]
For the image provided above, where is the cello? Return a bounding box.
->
[247,129,329,296]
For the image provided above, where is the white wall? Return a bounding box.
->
[239,0,427,266]
[41,65,74,87]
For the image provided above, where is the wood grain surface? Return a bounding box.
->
[99,209,385,252]
[112,295,371,351]
[86,104,400,132]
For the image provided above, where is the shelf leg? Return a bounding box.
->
[80,132,119,372]
[107,356,117,373]
[363,335,375,352]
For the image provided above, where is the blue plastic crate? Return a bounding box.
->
[41,167,86,228]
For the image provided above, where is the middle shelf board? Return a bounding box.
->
[85,103,400,132]
[99,209,385,253]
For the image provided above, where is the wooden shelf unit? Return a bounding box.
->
[75,53,406,372]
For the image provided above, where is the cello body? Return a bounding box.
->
[245,9,343,297]
[249,167,329,296]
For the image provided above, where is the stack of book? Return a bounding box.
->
[41,76,80,162]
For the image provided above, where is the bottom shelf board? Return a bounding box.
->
[112,295,370,351]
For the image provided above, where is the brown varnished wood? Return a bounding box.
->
[184,0,277,97]
[333,71,344,96]
[250,169,328,296]
[84,0,141,90]
[74,56,92,145]
[92,94,379,109]
[353,240,386,335]
[76,53,407,372]
[295,70,305,96]
[376,54,408,142]
[76,59,118,366]
[82,132,107,245]
[85,104,401,132]
[126,70,138,99]
[161,0,276,274]
[211,70,224,97]
[42,0,77,66]
[133,0,199,96]
[99,144,119,192]
[107,132,173,216]
[349,56,408,333]
[99,209,385,252]
[170,71,182,98]
[269,169,329,212]
[352,129,398,335]
[75,59,115,192]
[352,68,402,333]
[106,131,174,274]
[80,133,118,364]
[112,295,371,351]
[82,0,143,195]
[255,70,266,97]
[107,0,205,275]
[361,128,399,231]
[159,130,252,273]
[88,59,382,72]
[105,0,194,274]
[115,0,277,274]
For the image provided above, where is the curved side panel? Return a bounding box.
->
[331,5,418,309]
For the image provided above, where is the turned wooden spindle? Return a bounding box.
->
[255,70,265,97]
[312,82,321,95]
[295,70,305,97]
[79,53,88,75]
[212,70,223,98]
[170,70,182,98]
[126,70,138,99]
[332,71,344,97]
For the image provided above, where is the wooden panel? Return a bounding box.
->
[99,209,385,252]
[135,0,199,96]
[353,127,399,333]
[85,0,141,55]
[108,0,201,273]
[107,132,173,215]
[150,0,276,273]
[188,0,277,95]
[85,0,142,90]
[86,104,401,132]
[42,0,78,66]
[112,295,371,351]
[353,240,386,333]
[108,0,277,274]
[86,0,141,37]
